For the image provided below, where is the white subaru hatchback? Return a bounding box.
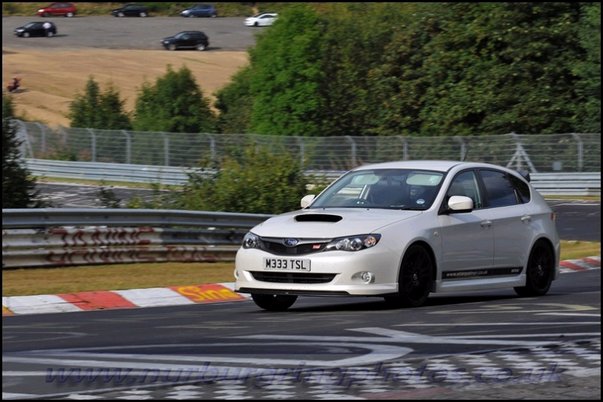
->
[235,161,560,311]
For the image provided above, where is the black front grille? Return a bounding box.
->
[261,240,327,255]
[251,272,336,284]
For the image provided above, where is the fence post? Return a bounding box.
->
[571,133,584,172]
[87,128,96,162]
[345,136,357,167]
[397,136,409,160]
[297,136,305,169]
[162,133,170,166]
[121,130,132,164]
[16,120,34,158]
[455,136,467,161]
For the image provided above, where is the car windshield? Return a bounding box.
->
[311,169,445,210]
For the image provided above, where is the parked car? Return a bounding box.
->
[235,160,560,311]
[161,31,209,51]
[36,2,76,17]
[111,4,149,17]
[14,21,57,37]
[180,4,217,18]
[244,13,278,27]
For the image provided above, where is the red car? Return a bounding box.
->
[37,2,76,17]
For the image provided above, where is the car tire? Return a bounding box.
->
[514,240,554,297]
[23,32,30,38]
[385,244,433,308]
[140,12,147,17]
[66,12,74,17]
[46,31,54,37]
[168,44,176,51]
[197,44,207,51]
[43,13,50,17]
[251,294,297,311]
[254,22,259,27]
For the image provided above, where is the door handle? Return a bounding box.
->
[480,220,492,228]
[521,215,532,223]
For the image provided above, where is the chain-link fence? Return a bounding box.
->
[16,121,600,173]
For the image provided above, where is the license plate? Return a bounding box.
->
[264,258,311,271]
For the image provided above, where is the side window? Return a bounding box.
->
[509,175,531,203]
[447,170,483,209]
[480,169,519,208]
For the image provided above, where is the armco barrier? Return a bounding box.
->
[2,209,272,269]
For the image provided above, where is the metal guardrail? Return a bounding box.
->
[25,159,600,196]
[2,209,272,269]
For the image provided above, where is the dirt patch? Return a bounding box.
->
[3,47,249,127]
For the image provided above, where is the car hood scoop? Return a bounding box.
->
[253,208,422,238]
[294,214,342,223]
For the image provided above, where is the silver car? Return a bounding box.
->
[235,161,560,311]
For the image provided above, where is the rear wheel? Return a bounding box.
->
[46,31,54,37]
[197,43,207,51]
[514,241,554,297]
[251,294,297,311]
[140,12,147,17]
[66,12,74,17]
[385,244,433,307]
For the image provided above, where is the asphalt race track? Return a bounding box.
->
[3,268,601,399]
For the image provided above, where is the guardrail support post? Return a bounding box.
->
[345,136,357,167]
[162,133,170,166]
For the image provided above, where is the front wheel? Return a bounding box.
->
[385,244,433,307]
[514,241,554,297]
[251,294,297,311]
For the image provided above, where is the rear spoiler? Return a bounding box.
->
[517,170,531,182]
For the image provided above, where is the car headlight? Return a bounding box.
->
[325,234,381,252]
[242,232,260,249]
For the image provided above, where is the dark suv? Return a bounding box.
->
[111,4,149,17]
[161,31,209,51]
[180,4,217,18]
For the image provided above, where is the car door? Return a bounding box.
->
[31,23,45,37]
[438,170,494,276]
[478,169,532,271]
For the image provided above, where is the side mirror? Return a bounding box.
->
[300,194,316,209]
[448,195,473,213]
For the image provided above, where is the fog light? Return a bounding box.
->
[353,271,375,284]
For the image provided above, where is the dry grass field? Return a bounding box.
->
[3,47,249,127]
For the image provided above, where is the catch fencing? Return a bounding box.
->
[2,209,271,269]
[16,121,600,173]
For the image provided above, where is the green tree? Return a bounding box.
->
[214,66,254,133]
[2,95,42,208]
[573,2,600,133]
[69,77,131,129]
[132,65,216,133]
[247,4,327,136]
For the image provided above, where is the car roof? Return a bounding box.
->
[352,160,522,175]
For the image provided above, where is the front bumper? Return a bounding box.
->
[234,247,401,296]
